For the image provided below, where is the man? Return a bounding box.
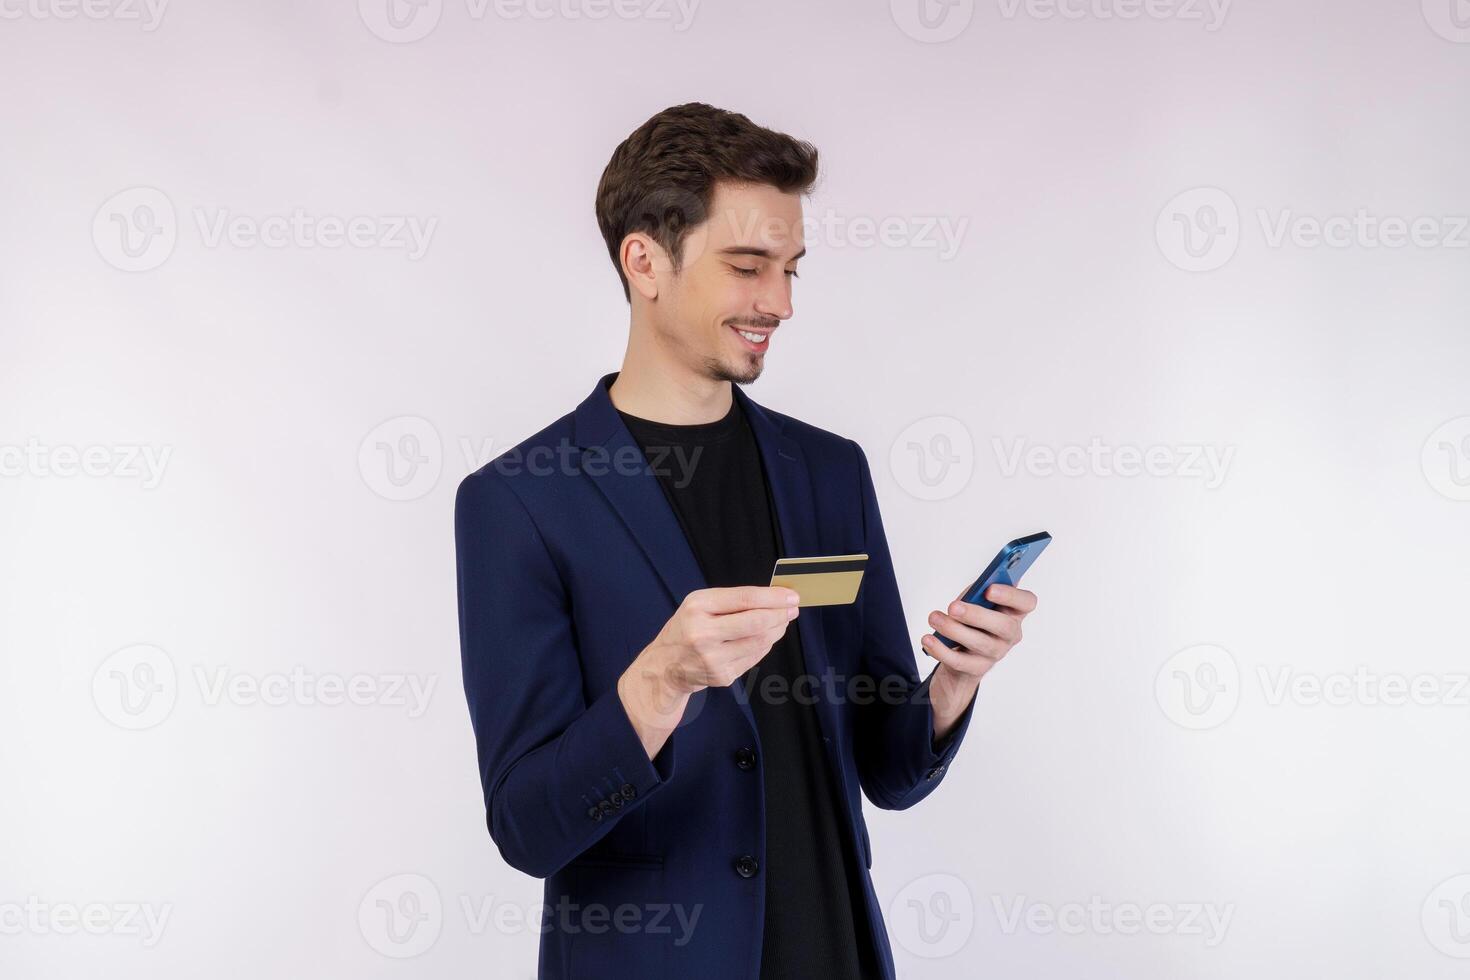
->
[454,102,1038,979]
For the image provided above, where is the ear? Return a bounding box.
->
[621,232,664,302]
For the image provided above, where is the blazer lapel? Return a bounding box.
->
[572,372,837,744]
[573,372,709,612]
[730,382,837,731]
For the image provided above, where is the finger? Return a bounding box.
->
[696,585,800,613]
[984,584,1037,614]
[713,604,798,640]
[921,634,990,674]
[927,615,1007,658]
[943,602,1021,643]
[729,624,787,662]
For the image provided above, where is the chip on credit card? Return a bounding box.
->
[768,553,868,607]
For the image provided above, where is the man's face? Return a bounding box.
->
[650,180,805,385]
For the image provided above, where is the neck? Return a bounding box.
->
[608,316,733,424]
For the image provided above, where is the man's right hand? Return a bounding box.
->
[616,586,800,760]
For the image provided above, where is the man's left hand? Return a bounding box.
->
[922,583,1039,742]
[922,583,1038,682]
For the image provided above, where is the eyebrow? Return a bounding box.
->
[718,245,806,263]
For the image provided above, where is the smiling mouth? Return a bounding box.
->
[729,324,774,351]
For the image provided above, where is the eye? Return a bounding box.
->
[730,265,759,277]
[785,269,800,279]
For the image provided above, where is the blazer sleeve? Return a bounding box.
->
[847,438,977,810]
[455,469,676,878]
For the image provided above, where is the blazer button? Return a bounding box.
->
[598,800,615,817]
[733,855,759,878]
[609,790,624,808]
[588,805,603,822]
[620,782,636,799]
[734,747,757,771]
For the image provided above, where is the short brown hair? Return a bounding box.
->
[595,103,820,302]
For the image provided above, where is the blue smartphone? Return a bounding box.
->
[932,531,1052,649]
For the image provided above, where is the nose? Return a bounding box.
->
[753,270,793,322]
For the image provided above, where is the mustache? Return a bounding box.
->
[727,317,780,330]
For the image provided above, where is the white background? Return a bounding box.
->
[2,0,1468,976]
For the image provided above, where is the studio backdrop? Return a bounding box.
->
[2,1,1467,977]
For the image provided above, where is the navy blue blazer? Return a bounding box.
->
[454,371,976,979]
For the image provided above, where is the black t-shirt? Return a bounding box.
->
[617,389,881,979]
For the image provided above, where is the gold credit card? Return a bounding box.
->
[769,553,868,607]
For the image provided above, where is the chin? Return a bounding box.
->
[705,356,763,386]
